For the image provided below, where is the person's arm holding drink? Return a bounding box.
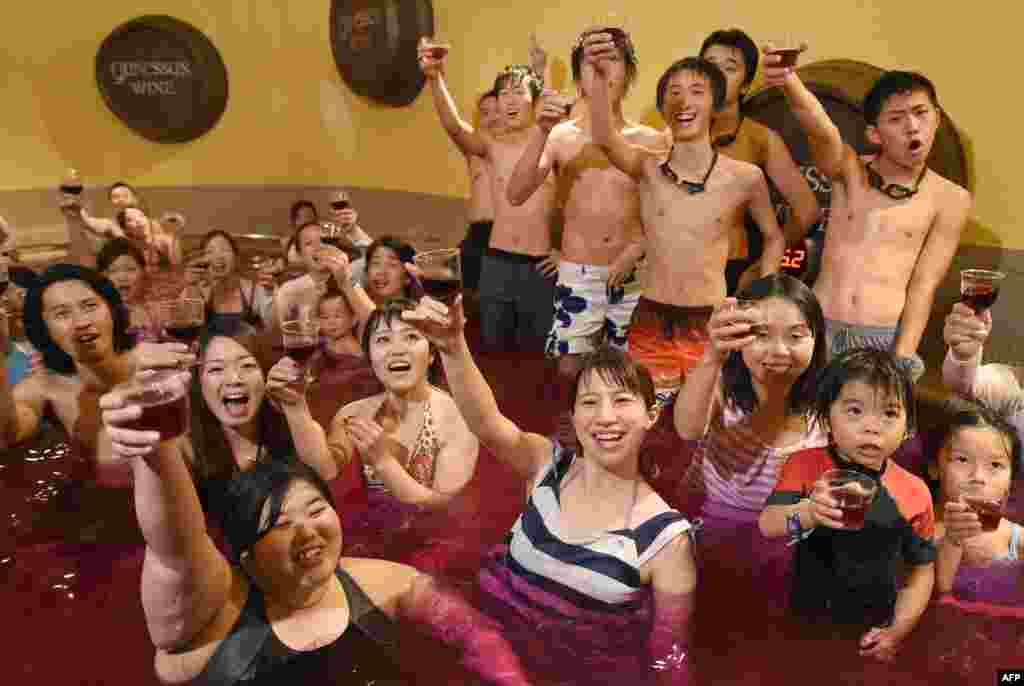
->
[419,40,491,159]
[100,371,233,651]
[401,294,551,481]
[673,299,756,440]
[265,356,336,481]
[942,302,989,398]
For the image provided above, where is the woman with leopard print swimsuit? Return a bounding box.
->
[328,300,480,575]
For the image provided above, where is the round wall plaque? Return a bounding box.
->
[95,15,229,143]
[330,0,434,107]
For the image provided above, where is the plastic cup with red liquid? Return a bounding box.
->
[121,369,190,440]
[822,469,879,530]
[960,483,1007,532]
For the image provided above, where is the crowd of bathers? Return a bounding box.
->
[0,23,1020,686]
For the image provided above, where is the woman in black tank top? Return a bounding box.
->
[202,231,270,332]
[99,388,533,686]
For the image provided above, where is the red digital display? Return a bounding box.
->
[781,248,806,274]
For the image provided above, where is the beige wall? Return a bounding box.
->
[0,1,1017,247]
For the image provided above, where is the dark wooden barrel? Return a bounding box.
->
[329,0,434,106]
[743,59,970,284]
[95,15,229,143]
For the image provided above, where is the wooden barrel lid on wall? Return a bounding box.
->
[330,0,434,107]
[95,15,229,143]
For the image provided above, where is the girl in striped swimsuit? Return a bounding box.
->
[674,274,830,525]
[403,295,697,684]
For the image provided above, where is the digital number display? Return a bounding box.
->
[780,248,806,274]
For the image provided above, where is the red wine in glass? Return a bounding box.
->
[830,480,875,530]
[770,48,804,67]
[59,184,84,195]
[124,385,188,439]
[427,45,449,59]
[420,275,461,305]
[961,285,1000,314]
[963,495,1004,532]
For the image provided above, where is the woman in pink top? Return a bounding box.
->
[673,273,829,523]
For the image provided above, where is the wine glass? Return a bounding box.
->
[960,269,1005,314]
[765,34,808,68]
[281,303,320,389]
[413,248,462,305]
[156,293,205,363]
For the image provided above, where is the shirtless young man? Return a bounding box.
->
[762,53,971,380]
[117,206,182,269]
[60,181,136,266]
[460,90,502,294]
[508,26,662,383]
[420,47,558,352]
[0,264,194,480]
[587,37,785,400]
[699,29,820,293]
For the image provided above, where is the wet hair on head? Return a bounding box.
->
[811,348,917,437]
[220,458,336,565]
[23,263,134,375]
[722,274,827,416]
[656,57,727,113]
[699,29,759,88]
[569,345,659,479]
[200,229,240,257]
[494,64,544,101]
[96,237,146,274]
[932,399,1021,483]
[570,26,639,89]
[289,200,318,227]
[863,71,939,126]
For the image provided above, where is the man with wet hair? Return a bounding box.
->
[699,29,820,293]
[507,26,663,395]
[420,45,558,353]
[762,54,971,381]
[588,38,784,402]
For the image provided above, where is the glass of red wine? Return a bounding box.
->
[281,309,320,390]
[960,483,1007,532]
[120,369,190,440]
[413,248,462,306]
[960,269,1005,314]
[821,469,878,530]
[157,296,205,364]
[421,35,451,60]
[765,36,808,68]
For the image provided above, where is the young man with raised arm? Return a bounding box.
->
[420,46,558,353]
[587,36,784,402]
[762,51,971,380]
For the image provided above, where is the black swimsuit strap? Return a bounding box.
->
[336,566,399,649]
[196,582,272,686]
